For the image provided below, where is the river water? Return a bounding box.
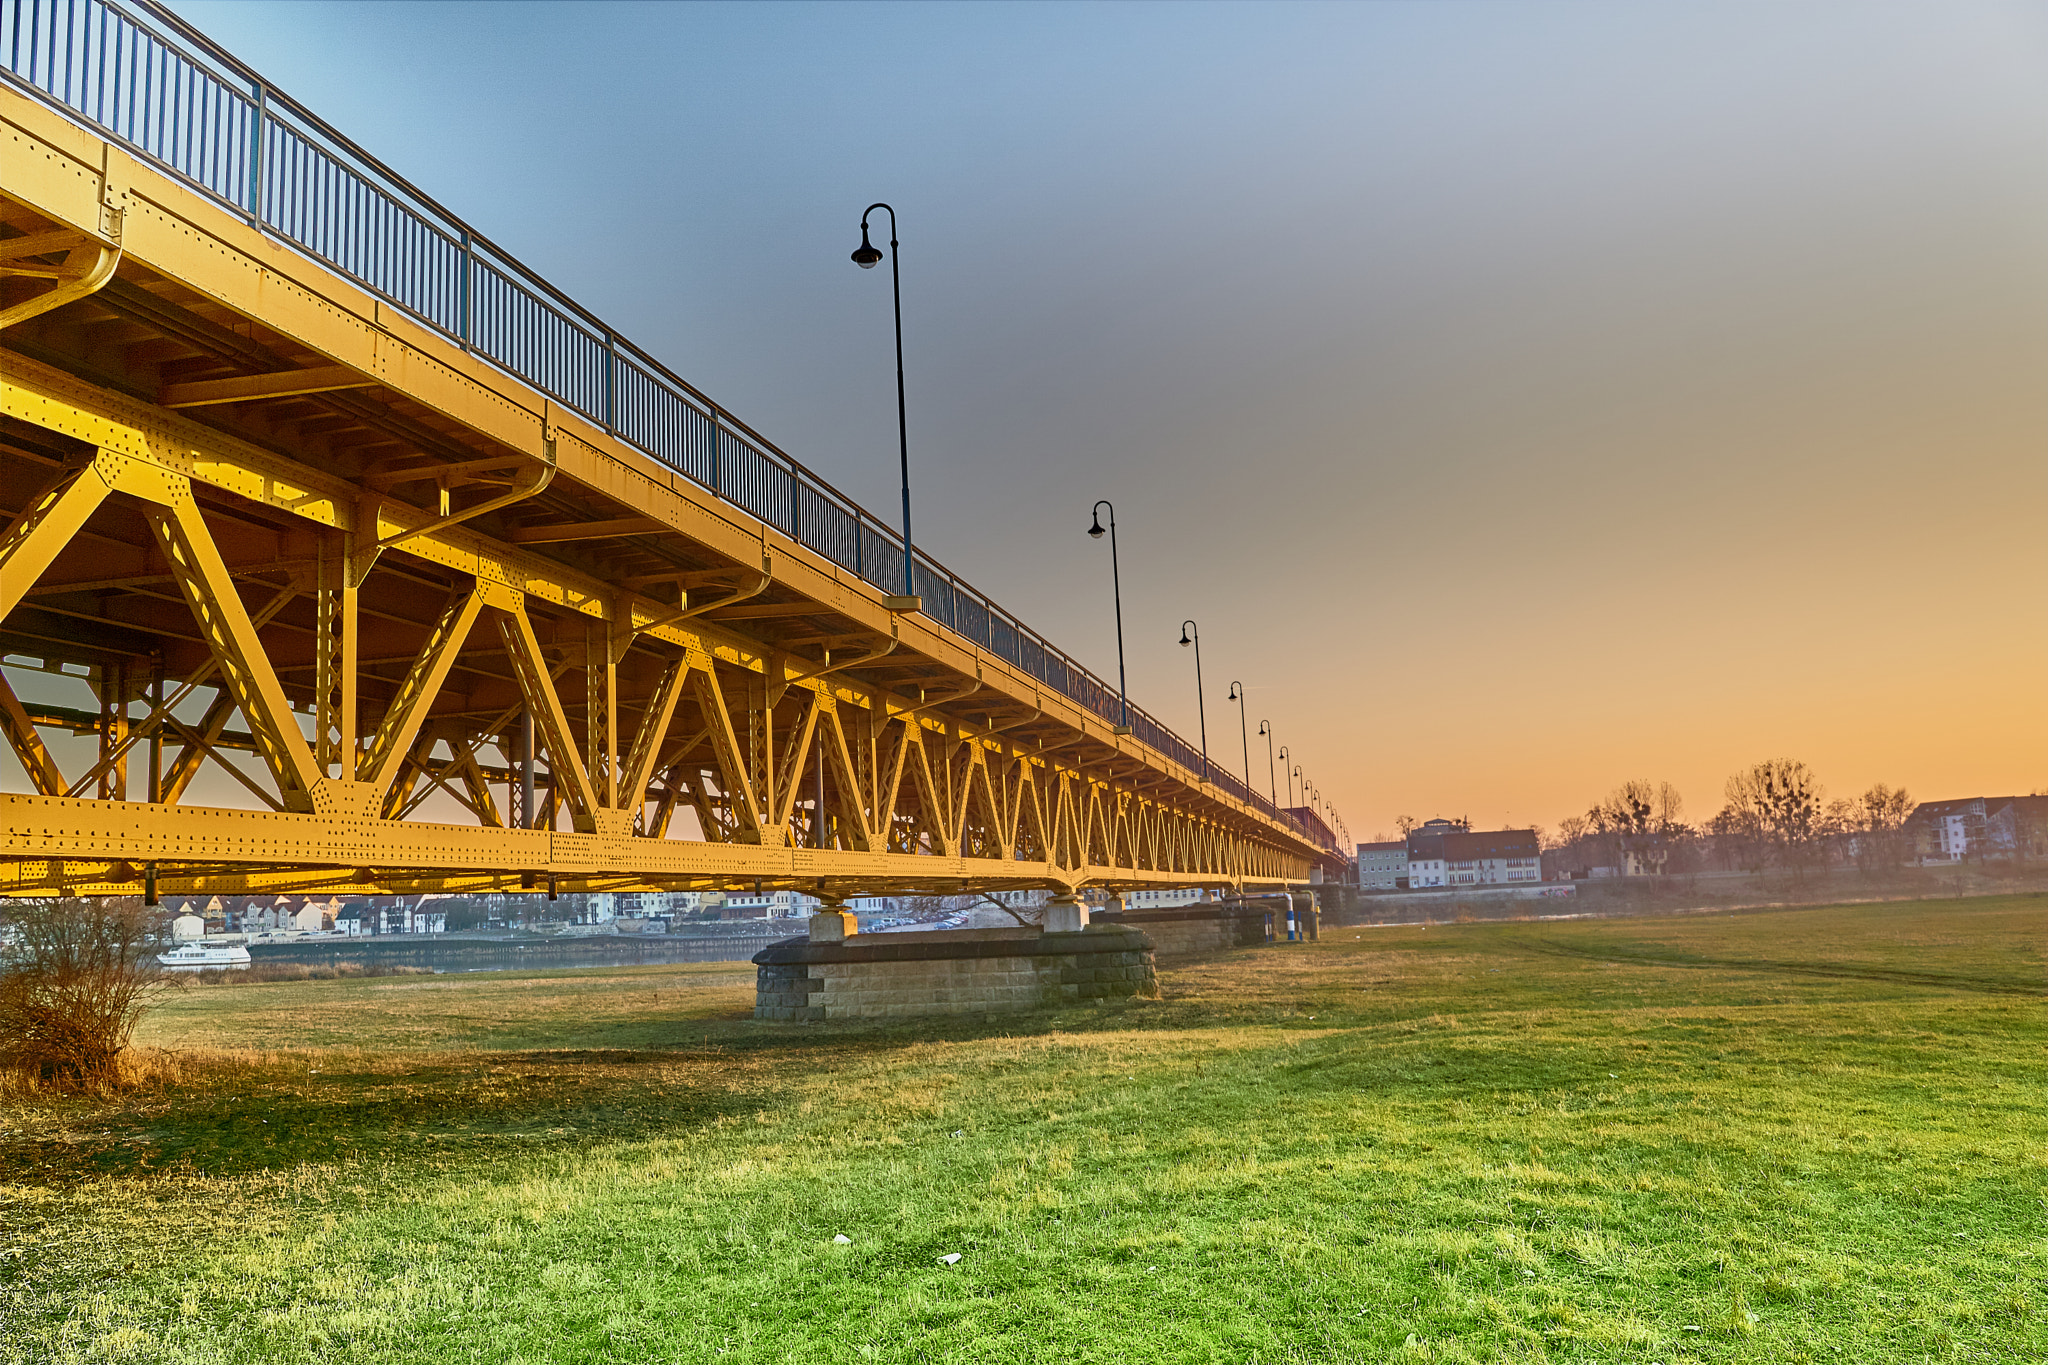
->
[249,932,793,974]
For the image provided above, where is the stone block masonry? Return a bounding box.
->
[753,925,1159,1022]
[1091,903,1279,955]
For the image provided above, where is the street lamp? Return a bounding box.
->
[1278,746,1291,805]
[851,203,919,612]
[1291,764,1302,809]
[1227,682,1250,794]
[1178,619,1207,782]
[1258,721,1277,805]
[1087,500,1131,736]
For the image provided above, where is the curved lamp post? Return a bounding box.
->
[1227,682,1251,793]
[1087,501,1131,735]
[1178,619,1208,782]
[1278,746,1292,806]
[851,203,919,611]
[1291,764,1303,809]
[1259,721,1277,804]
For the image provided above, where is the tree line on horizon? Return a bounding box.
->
[1545,762,1921,877]
[1373,761,2044,878]
[1547,762,2048,878]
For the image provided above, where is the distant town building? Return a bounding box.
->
[1355,841,1407,890]
[614,891,709,921]
[718,891,816,919]
[1118,888,1208,909]
[1405,819,1541,888]
[1907,796,2048,863]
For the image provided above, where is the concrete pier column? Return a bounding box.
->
[1103,892,1127,917]
[1044,892,1089,933]
[808,895,858,942]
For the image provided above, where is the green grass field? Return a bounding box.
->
[3,894,2043,1364]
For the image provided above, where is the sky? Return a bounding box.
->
[163,0,2048,842]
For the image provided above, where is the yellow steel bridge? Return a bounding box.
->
[0,0,1344,903]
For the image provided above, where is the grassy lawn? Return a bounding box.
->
[2,894,2042,1363]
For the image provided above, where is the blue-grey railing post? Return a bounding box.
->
[458,228,472,351]
[707,404,720,494]
[602,330,616,430]
[245,76,267,226]
[790,464,801,540]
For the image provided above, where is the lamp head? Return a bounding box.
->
[1087,514,1106,539]
[1228,682,1241,700]
[851,228,883,269]
[1178,629,1191,647]
[1258,721,1268,736]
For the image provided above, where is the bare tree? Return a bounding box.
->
[1708,804,1771,874]
[0,898,164,1088]
[901,894,961,921]
[898,892,1043,928]
[972,892,1042,928]
[1588,780,1686,875]
[1719,759,1825,878]
[1854,783,1915,873]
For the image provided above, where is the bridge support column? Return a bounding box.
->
[809,896,857,943]
[1044,892,1088,933]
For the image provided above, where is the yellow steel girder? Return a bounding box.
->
[0,84,1321,897]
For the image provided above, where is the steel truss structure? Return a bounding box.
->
[0,68,1336,901]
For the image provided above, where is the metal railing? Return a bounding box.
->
[1,0,1335,851]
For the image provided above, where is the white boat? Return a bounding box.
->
[156,940,252,971]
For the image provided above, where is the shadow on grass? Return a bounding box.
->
[2,1048,776,1186]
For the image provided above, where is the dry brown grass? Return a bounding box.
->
[174,960,434,986]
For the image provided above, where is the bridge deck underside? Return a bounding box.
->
[0,86,1329,899]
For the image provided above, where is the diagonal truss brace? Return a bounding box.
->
[0,669,64,796]
[491,595,603,834]
[141,483,325,813]
[359,582,485,795]
[617,656,688,824]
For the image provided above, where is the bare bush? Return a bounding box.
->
[0,897,163,1089]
